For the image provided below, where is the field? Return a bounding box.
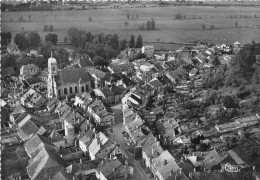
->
[2,6,260,48]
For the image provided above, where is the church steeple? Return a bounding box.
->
[47,53,58,98]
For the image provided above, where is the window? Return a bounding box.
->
[81,86,84,92]
[75,86,78,93]
[70,87,73,93]
[86,84,88,91]
[58,89,61,96]
[64,88,67,95]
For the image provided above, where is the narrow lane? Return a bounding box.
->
[110,104,151,180]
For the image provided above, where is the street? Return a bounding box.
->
[110,103,152,180]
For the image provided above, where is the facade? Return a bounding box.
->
[142,45,154,57]
[20,64,40,79]
[47,54,93,99]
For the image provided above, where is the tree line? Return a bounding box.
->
[139,18,156,30]
[14,31,41,50]
[1,32,12,46]
[67,28,144,66]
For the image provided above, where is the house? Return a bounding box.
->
[7,41,20,55]
[52,169,78,180]
[142,45,154,57]
[66,159,102,177]
[108,64,123,74]
[37,68,48,88]
[124,114,145,145]
[48,129,66,150]
[149,77,163,94]
[79,126,95,153]
[30,49,38,56]
[141,133,164,169]
[16,113,46,141]
[234,41,241,48]
[9,104,34,123]
[88,132,121,160]
[186,149,228,171]
[111,85,127,103]
[63,110,85,146]
[100,86,115,104]
[151,150,181,180]
[87,99,115,126]
[24,133,57,158]
[88,68,107,88]
[96,158,134,180]
[24,77,43,89]
[20,64,39,79]
[8,97,21,108]
[156,118,181,145]
[72,55,93,68]
[26,146,67,180]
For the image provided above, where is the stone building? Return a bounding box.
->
[47,53,93,99]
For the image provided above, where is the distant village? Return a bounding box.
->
[1,38,260,180]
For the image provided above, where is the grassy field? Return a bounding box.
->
[2,6,260,47]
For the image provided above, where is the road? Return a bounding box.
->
[110,103,152,180]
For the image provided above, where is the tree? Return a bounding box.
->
[49,25,54,31]
[235,21,238,27]
[212,56,221,67]
[124,21,129,29]
[210,25,215,30]
[1,32,12,45]
[222,96,236,108]
[107,34,119,50]
[88,16,92,22]
[202,24,206,30]
[151,18,155,30]
[119,39,127,51]
[14,33,28,50]
[146,20,151,30]
[129,35,135,48]
[44,25,48,31]
[18,16,24,22]
[28,14,31,22]
[93,56,109,67]
[45,33,58,45]
[64,37,67,44]
[2,54,16,69]
[136,34,143,48]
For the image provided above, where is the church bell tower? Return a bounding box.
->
[47,52,58,99]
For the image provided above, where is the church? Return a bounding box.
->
[47,53,93,99]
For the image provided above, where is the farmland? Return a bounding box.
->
[2,5,260,48]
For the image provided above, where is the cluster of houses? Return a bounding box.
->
[1,40,259,180]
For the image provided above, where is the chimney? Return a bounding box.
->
[80,158,83,164]
[152,147,154,155]
[125,160,128,165]
[193,167,196,172]
[179,168,182,174]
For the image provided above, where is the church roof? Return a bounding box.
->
[55,69,93,86]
